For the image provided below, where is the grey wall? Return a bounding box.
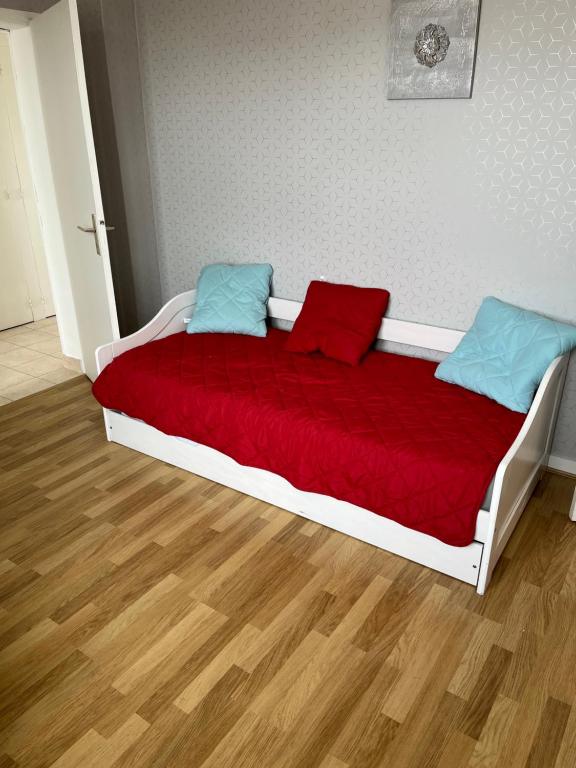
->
[136,0,576,462]
[99,0,161,328]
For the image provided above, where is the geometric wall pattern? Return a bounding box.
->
[466,0,576,256]
[136,0,576,460]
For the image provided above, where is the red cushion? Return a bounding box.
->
[285,281,390,365]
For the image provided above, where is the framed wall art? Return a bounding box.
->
[388,0,482,99]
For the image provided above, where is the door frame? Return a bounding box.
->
[0,29,55,329]
[0,11,82,359]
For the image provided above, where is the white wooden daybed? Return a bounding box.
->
[95,291,569,595]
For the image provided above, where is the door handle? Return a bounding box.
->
[77,214,100,255]
[77,214,115,255]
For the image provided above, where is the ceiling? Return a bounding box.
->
[0,0,56,13]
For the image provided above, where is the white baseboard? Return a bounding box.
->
[548,454,576,477]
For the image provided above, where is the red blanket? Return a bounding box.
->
[92,329,524,546]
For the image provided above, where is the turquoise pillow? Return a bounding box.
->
[435,297,576,413]
[187,263,273,337]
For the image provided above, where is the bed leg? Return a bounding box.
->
[476,572,489,596]
[570,486,576,523]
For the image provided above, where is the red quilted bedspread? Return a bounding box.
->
[92,329,525,546]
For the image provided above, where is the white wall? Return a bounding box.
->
[136,0,576,464]
[8,23,81,357]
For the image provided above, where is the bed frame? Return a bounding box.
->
[96,291,569,594]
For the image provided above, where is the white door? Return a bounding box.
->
[0,36,34,330]
[30,0,119,379]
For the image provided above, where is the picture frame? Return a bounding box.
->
[388,0,482,100]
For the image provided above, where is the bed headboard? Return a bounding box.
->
[267,297,464,353]
[96,289,466,373]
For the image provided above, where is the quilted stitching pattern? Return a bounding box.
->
[186,263,273,337]
[436,297,576,413]
[92,329,525,546]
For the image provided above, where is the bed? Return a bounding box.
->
[94,291,569,594]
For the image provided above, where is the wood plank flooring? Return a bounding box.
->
[1,377,576,767]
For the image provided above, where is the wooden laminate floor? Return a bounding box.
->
[1,378,576,767]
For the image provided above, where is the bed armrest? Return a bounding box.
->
[95,290,197,374]
[477,353,569,592]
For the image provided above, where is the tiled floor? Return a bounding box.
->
[0,316,82,405]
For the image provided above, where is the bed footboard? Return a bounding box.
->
[477,354,569,594]
[95,290,197,375]
[95,290,198,440]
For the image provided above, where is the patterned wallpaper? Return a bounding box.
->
[136,0,576,461]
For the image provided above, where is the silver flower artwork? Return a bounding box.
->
[388,0,482,99]
[414,23,450,68]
